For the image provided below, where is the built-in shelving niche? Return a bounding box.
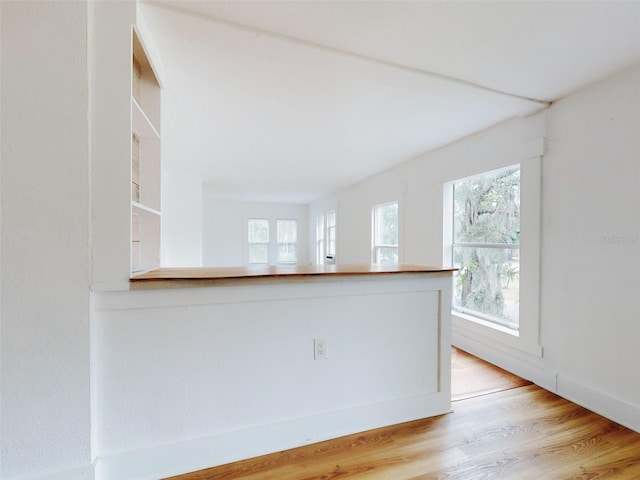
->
[131,28,161,274]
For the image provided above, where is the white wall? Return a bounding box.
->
[0,5,3,477]
[309,114,545,266]
[162,167,203,267]
[1,2,93,479]
[92,1,137,290]
[540,67,640,421]
[203,190,309,266]
[2,3,637,478]
[309,66,640,432]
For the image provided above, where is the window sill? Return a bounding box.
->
[452,310,543,359]
[453,310,519,337]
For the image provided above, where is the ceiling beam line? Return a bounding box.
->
[153,1,552,107]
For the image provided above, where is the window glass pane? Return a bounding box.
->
[326,210,336,257]
[451,165,521,331]
[249,244,269,264]
[277,220,297,243]
[317,216,325,240]
[248,219,269,264]
[278,243,297,263]
[327,228,335,256]
[374,203,398,246]
[277,220,297,264]
[376,246,398,264]
[454,167,520,244]
[453,245,519,328]
[317,215,325,264]
[317,239,325,264]
[373,203,398,264]
[327,210,335,227]
[248,219,269,243]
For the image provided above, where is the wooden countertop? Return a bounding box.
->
[130,264,455,285]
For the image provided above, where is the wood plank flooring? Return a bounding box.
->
[166,349,640,480]
[451,346,531,401]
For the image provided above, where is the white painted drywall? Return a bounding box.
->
[140,3,547,205]
[0,3,3,476]
[2,4,637,480]
[309,114,545,266]
[309,66,640,432]
[308,109,545,364]
[1,1,93,479]
[202,190,309,266]
[91,0,137,290]
[162,167,203,267]
[539,67,640,417]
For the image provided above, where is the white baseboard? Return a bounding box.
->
[453,332,640,435]
[452,331,557,391]
[557,375,640,434]
[95,392,451,480]
[13,464,95,480]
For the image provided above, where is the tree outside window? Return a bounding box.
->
[372,202,398,264]
[452,166,520,329]
[248,219,269,264]
[277,219,297,264]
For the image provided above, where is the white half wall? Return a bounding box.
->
[1,1,93,479]
[93,273,452,479]
[202,190,309,267]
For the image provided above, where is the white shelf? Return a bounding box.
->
[132,201,161,216]
[132,97,160,139]
[131,27,162,276]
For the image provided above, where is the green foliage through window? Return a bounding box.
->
[373,202,398,264]
[277,219,297,264]
[248,219,269,264]
[452,166,520,329]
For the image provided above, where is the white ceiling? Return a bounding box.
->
[142,1,640,204]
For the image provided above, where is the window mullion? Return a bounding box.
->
[454,242,520,249]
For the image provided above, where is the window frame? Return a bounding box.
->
[372,201,399,264]
[316,214,326,264]
[276,218,298,265]
[247,218,270,265]
[326,210,336,262]
[443,156,542,359]
[316,210,336,264]
[451,165,521,331]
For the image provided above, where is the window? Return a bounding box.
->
[247,219,269,264]
[277,219,297,264]
[451,165,520,330]
[326,210,336,262]
[316,215,325,264]
[372,202,398,264]
[316,210,336,264]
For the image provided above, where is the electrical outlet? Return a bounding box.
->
[314,338,327,360]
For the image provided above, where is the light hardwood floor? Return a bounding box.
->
[451,346,531,401]
[166,349,640,480]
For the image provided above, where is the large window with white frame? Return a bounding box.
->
[316,210,336,264]
[451,165,520,331]
[277,219,297,264]
[326,210,336,262]
[372,202,399,264]
[247,218,269,264]
[316,215,325,264]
